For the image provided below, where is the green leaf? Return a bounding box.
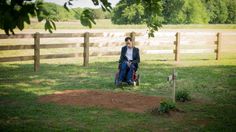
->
[92,0,99,5]
[68,1,73,5]
[24,15,30,24]
[51,20,56,30]
[4,29,10,36]
[80,9,96,28]
[17,17,24,30]
[63,3,70,12]
[44,20,53,32]
[10,28,15,35]
[36,9,44,22]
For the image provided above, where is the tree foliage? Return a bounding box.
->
[0,0,45,35]
[0,0,164,37]
[1,0,235,37]
[111,1,145,24]
[93,8,111,19]
[0,0,112,35]
[225,0,236,24]
[182,0,209,24]
[162,0,185,24]
[162,0,235,24]
[0,0,76,35]
[111,0,163,37]
[112,0,236,25]
[157,0,210,24]
[64,0,112,29]
[72,7,83,20]
[203,0,228,24]
[41,2,76,21]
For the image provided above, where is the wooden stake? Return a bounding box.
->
[175,32,180,61]
[130,32,135,45]
[34,32,40,72]
[83,32,89,66]
[216,32,222,60]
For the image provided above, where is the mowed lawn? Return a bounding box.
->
[0,52,236,131]
[8,19,236,30]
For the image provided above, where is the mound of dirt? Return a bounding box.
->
[38,89,163,113]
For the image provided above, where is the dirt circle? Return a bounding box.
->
[38,89,163,113]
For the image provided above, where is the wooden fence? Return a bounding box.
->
[0,32,104,71]
[0,31,235,72]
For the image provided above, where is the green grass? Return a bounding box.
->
[24,19,147,30]
[162,24,236,29]
[0,53,236,131]
[1,19,236,35]
[21,19,236,30]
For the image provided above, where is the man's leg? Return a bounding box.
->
[119,62,128,82]
[127,63,136,84]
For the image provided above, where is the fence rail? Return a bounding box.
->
[0,32,105,71]
[0,31,235,72]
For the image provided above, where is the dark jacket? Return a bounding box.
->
[119,46,140,68]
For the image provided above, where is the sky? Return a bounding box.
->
[44,0,120,8]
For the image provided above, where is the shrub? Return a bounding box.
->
[176,90,191,102]
[151,100,176,114]
[158,101,176,113]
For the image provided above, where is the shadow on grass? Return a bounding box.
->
[0,61,176,95]
[0,86,145,131]
[0,60,236,131]
[0,61,235,102]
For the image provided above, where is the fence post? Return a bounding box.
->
[216,32,222,60]
[130,32,135,45]
[175,32,180,61]
[83,32,89,66]
[34,32,40,72]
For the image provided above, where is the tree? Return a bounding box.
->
[111,0,163,37]
[0,0,46,35]
[182,0,209,24]
[92,8,111,19]
[0,0,162,37]
[41,2,75,21]
[161,0,185,24]
[111,1,145,24]
[0,0,112,35]
[73,7,83,20]
[203,0,228,24]
[225,0,236,24]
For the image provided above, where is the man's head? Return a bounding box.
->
[125,37,133,48]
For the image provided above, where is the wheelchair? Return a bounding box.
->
[114,63,140,87]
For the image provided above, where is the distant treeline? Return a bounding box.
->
[112,0,236,24]
[43,0,236,24]
[41,2,111,21]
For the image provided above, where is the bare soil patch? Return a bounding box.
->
[38,89,163,113]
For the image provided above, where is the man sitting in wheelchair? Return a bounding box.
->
[117,37,140,86]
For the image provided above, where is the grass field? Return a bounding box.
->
[22,19,236,30]
[0,22,236,131]
[0,53,236,131]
